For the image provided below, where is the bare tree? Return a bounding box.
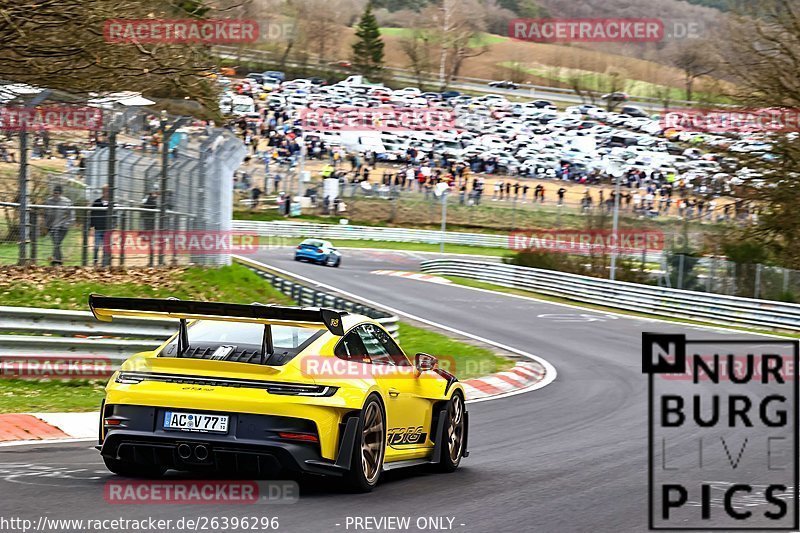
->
[715,0,800,267]
[424,0,489,90]
[671,42,716,102]
[399,27,433,87]
[0,0,247,111]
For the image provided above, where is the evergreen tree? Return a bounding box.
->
[351,2,385,79]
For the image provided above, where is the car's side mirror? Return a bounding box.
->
[414,353,438,373]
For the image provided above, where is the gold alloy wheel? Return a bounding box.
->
[448,395,465,463]
[361,401,385,484]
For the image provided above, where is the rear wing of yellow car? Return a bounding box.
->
[88,294,347,336]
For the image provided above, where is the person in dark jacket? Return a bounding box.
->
[141,189,158,231]
[44,185,75,265]
[90,185,111,266]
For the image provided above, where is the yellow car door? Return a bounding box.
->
[354,324,434,458]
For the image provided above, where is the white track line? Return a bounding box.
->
[235,256,559,404]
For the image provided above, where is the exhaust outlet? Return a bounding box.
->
[177,443,192,459]
[194,444,209,461]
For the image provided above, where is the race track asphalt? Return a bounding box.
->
[0,248,785,533]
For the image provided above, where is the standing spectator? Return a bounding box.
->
[513,182,520,200]
[141,188,158,231]
[90,185,111,266]
[250,186,262,210]
[44,185,75,266]
[522,184,530,202]
[557,186,566,205]
[535,183,544,202]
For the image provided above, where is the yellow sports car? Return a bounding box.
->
[91,295,468,491]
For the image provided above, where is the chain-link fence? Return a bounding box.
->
[659,254,800,302]
[0,81,247,267]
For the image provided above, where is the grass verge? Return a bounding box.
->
[1,379,106,413]
[396,322,515,380]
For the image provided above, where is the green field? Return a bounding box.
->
[0,264,293,310]
[380,27,507,47]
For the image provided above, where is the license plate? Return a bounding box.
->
[163,411,229,434]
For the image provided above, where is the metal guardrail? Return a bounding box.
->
[232,220,508,248]
[233,256,399,338]
[0,260,398,364]
[420,258,800,333]
[0,306,176,339]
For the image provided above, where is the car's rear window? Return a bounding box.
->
[188,320,320,348]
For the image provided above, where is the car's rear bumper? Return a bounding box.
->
[295,251,325,262]
[99,404,351,476]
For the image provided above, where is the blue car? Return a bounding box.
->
[294,239,341,267]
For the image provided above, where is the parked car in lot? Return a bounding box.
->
[620,105,648,118]
[294,239,341,267]
[488,80,520,90]
[601,92,629,102]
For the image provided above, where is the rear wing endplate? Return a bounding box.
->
[88,295,346,336]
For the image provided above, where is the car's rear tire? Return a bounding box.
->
[344,395,385,492]
[436,392,466,473]
[103,456,165,478]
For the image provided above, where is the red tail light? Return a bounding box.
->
[297,245,302,250]
[316,248,323,253]
[278,432,319,443]
[104,418,121,426]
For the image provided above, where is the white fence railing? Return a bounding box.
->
[232,220,507,248]
[232,221,666,264]
[420,259,800,332]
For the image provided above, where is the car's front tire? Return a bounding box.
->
[344,394,385,492]
[436,392,466,472]
[103,456,165,478]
